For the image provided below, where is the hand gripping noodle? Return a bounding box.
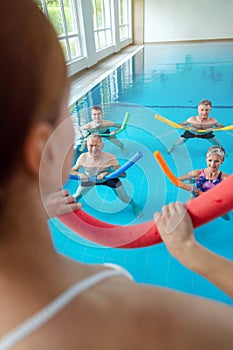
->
[59,167,233,248]
[98,112,130,137]
[155,114,233,132]
[153,151,202,195]
[69,151,142,182]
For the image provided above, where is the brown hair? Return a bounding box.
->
[87,134,103,144]
[0,1,67,185]
[91,106,103,112]
[198,99,212,107]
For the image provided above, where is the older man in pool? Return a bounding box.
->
[167,99,224,154]
[70,134,142,217]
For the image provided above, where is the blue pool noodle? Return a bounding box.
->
[69,151,143,182]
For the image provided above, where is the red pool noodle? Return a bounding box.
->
[58,174,233,248]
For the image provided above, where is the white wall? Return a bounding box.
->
[144,0,233,43]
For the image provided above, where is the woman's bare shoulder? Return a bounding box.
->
[33,262,233,350]
[191,169,203,178]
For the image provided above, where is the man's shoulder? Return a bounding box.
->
[82,121,94,129]
[102,151,117,160]
[101,119,115,126]
[208,117,218,123]
[77,152,88,162]
[186,116,198,123]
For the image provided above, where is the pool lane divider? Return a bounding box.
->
[59,155,233,248]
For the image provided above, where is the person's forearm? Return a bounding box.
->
[70,168,79,174]
[115,123,122,129]
[181,242,233,298]
[177,177,193,191]
[178,173,193,181]
[215,123,224,129]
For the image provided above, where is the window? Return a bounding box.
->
[118,0,130,41]
[36,0,82,63]
[35,0,132,73]
[92,0,113,51]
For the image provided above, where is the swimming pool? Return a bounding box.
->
[50,42,233,305]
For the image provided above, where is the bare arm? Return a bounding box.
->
[154,202,233,298]
[181,117,198,127]
[96,120,122,136]
[177,170,201,192]
[180,121,189,126]
[70,163,81,173]
[178,170,201,181]
[109,122,122,135]
[204,121,225,132]
[81,122,92,130]
[184,117,205,131]
[70,154,89,180]
[97,158,126,180]
[214,121,224,129]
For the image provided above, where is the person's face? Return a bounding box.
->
[198,104,211,121]
[206,153,223,171]
[87,138,103,157]
[91,109,103,123]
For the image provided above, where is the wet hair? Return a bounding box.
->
[91,106,103,112]
[0,1,67,186]
[206,146,225,159]
[87,134,103,144]
[198,99,212,107]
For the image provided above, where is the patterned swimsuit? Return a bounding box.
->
[193,169,223,197]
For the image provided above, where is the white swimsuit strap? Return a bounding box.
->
[0,267,131,350]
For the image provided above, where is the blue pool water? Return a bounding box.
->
[50,42,233,305]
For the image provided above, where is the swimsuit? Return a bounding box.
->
[81,178,122,188]
[196,170,222,191]
[100,128,111,136]
[193,170,223,197]
[0,264,133,350]
[181,130,215,139]
[90,128,111,136]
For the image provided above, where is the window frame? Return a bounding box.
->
[37,0,132,76]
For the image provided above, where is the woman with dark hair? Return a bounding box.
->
[0,1,232,349]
